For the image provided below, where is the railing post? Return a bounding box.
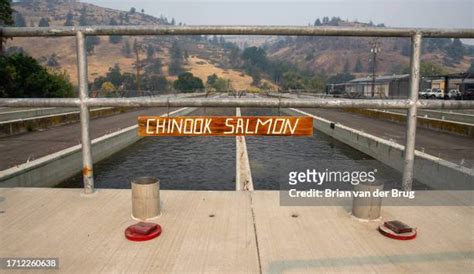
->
[402,32,422,191]
[76,31,95,194]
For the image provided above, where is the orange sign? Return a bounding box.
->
[138,116,313,136]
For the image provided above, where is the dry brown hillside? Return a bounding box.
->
[6,0,262,90]
[265,21,473,75]
[7,0,168,84]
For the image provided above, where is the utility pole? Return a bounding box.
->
[134,39,141,96]
[370,39,381,98]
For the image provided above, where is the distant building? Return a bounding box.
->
[328,73,473,98]
[424,72,474,92]
[344,74,412,98]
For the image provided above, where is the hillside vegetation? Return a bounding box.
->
[265,17,473,76]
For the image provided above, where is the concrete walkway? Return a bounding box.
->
[299,108,474,165]
[0,188,472,273]
[0,107,175,170]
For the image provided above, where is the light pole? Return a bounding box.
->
[134,39,142,96]
[370,40,381,98]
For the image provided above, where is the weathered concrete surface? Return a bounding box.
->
[0,188,472,273]
[0,188,260,273]
[252,191,473,273]
[0,107,178,170]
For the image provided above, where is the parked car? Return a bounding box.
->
[461,89,474,100]
[419,88,445,99]
[419,88,432,99]
[447,89,461,100]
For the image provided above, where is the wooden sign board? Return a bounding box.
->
[138,116,313,136]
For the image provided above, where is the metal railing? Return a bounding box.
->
[1,25,474,194]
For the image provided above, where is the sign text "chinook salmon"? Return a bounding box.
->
[138,116,313,136]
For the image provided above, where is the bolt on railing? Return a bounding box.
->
[1,25,474,194]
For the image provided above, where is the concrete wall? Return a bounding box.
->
[389,109,474,125]
[0,107,196,188]
[283,108,473,190]
[343,108,474,137]
[0,107,131,137]
[0,107,78,122]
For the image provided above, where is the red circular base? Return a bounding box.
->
[378,225,417,240]
[125,223,162,242]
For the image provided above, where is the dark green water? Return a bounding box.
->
[59,107,427,190]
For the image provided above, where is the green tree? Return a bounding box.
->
[246,66,261,86]
[14,12,26,27]
[468,61,474,74]
[79,9,88,26]
[401,43,411,57]
[343,59,350,72]
[241,46,268,71]
[354,58,363,72]
[142,75,168,92]
[314,18,322,26]
[38,17,49,27]
[122,39,132,57]
[146,44,155,59]
[328,72,355,84]
[46,53,59,67]
[108,18,122,43]
[0,53,74,98]
[168,41,183,75]
[85,36,100,54]
[420,61,447,77]
[211,78,231,92]
[306,73,326,93]
[106,64,123,87]
[64,11,74,26]
[173,72,204,92]
[282,71,304,90]
[129,7,136,14]
[145,59,162,75]
[207,74,218,85]
[0,0,13,27]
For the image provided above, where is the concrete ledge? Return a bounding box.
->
[284,108,473,190]
[235,107,253,191]
[0,107,132,137]
[389,109,474,124]
[343,108,474,138]
[0,107,78,122]
[0,107,196,187]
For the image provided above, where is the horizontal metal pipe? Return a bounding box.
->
[1,25,474,38]
[0,98,81,107]
[1,98,474,109]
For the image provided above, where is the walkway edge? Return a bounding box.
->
[235,107,254,191]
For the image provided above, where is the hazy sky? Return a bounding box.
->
[83,0,473,28]
[83,0,473,44]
